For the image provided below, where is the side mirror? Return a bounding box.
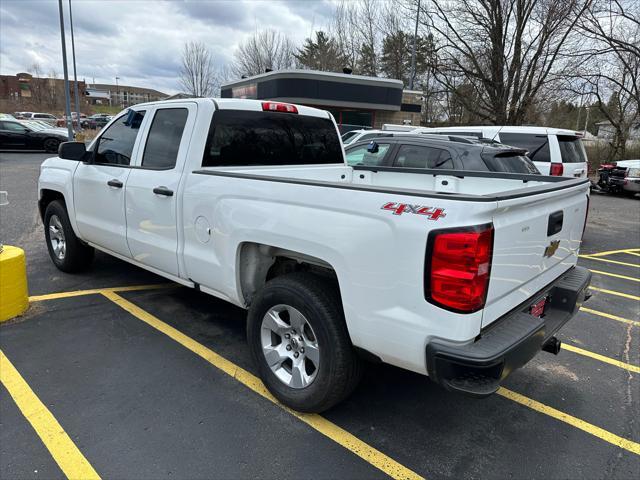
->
[367,141,379,154]
[58,141,87,161]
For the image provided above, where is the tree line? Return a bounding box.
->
[182,0,637,158]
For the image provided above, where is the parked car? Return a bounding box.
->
[0,113,17,120]
[344,135,541,174]
[606,160,640,196]
[38,98,591,412]
[13,111,34,119]
[19,120,70,136]
[82,114,112,129]
[56,113,86,128]
[0,118,69,152]
[341,128,424,146]
[420,126,589,178]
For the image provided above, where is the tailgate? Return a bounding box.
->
[482,181,589,328]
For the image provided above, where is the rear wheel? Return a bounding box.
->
[247,272,362,413]
[43,138,60,153]
[44,200,94,272]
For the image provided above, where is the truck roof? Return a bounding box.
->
[127,97,332,119]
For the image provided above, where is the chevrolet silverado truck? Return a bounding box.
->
[38,98,592,412]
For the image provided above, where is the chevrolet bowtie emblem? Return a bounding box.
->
[544,240,560,258]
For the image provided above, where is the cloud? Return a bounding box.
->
[0,0,336,95]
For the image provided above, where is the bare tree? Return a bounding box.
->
[28,62,45,106]
[232,30,296,77]
[179,41,218,97]
[574,0,639,156]
[422,0,593,125]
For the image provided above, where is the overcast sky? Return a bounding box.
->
[0,0,335,94]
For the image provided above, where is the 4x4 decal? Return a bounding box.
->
[381,202,446,221]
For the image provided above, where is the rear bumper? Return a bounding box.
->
[426,266,591,397]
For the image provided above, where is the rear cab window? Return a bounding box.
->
[557,135,587,163]
[499,132,550,162]
[202,110,342,167]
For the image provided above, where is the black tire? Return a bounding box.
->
[43,138,60,153]
[44,200,94,272]
[247,272,362,413]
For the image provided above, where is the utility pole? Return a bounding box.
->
[69,0,81,129]
[409,0,421,90]
[57,0,73,140]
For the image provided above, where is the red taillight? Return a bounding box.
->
[550,163,564,176]
[426,225,494,313]
[262,101,298,113]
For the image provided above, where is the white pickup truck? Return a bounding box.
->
[38,98,592,412]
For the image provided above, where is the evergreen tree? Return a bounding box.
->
[295,31,346,72]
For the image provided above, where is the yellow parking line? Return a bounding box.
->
[580,255,640,268]
[28,283,176,302]
[589,286,640,301]
[497,388,640,455]
[625,252,640,258]
[580,307,640,327]
[562,344,640,373]
[0,350,100,480]
[589,269,640,283]
[101,291,424,480]
[586,248,640,257]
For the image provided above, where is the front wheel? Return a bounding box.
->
[247,272,362,413]
[44,200,94,272]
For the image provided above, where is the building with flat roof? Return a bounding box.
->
[87,83,168,107]
[221,70,422,132]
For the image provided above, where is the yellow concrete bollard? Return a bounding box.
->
[0,246,29,322]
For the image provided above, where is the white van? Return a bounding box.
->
[422,126,588,178]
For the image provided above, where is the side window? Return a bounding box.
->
[395,145,454,169]
[95,110,145,166]
[345,143,391,166]
[499,133,550,162]
[1,121,27,132]
[141,108,188,169]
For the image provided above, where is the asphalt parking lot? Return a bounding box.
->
[1,152,639,480]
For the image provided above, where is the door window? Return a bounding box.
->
[141,108,188,169]
[1,121,27,132]
[345,143,391,166]
[499,133,551,162]
[94,110,145,166]
[395,145,453,169]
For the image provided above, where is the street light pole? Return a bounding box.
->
[68,0,81,129]
[409,0,421,91]
[57,0,73,140]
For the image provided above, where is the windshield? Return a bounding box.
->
[18,121,39,131]
[558,135,587,163]
[341,131,358,144]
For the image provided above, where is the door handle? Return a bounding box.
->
[107,179,123,188]
[153,186,174,197]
